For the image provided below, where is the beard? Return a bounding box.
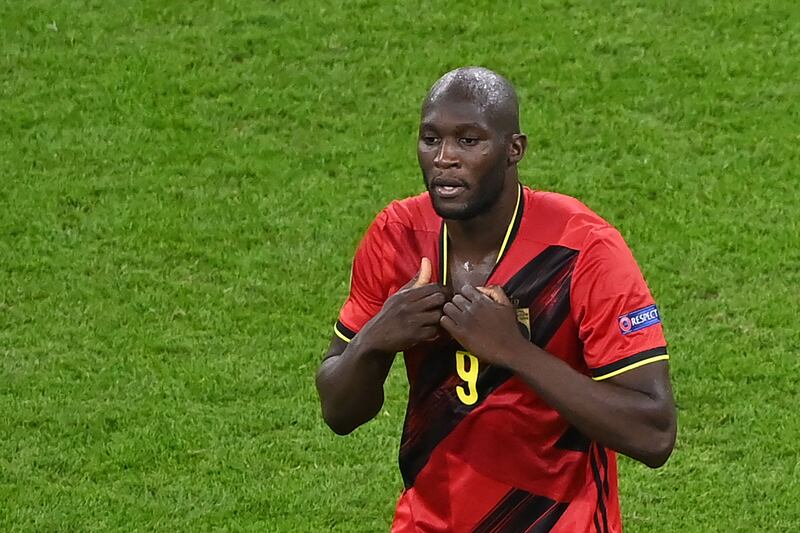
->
[423,157,507,220]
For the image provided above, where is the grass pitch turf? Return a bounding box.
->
[2,1,799,531]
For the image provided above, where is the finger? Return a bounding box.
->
[439,315,463,337]
[460,284,484,302]
[412,257,432,288]
[400,257,430,291]
[407,283,448,302]
[451,294,469,311]
[417,309,444,325]
[477,285,512,306]
[416,290,448,309]
[442,301,461,318]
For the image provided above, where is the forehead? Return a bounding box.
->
[420,97,498,132]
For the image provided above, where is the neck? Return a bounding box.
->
[445,177,520,259]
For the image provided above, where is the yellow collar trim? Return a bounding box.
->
[442,184,522,286]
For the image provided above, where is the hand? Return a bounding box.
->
[439,284,527,367]
[361,258,451,353]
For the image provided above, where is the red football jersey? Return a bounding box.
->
[334,185,668,532]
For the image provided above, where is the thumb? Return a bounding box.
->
[477,285,512,306]
[412,257,432,288]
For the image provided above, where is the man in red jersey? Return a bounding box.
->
[316,66,676,532]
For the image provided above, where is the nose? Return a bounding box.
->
[433,138,460,169]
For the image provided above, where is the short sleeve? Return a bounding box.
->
[334,213,390,342]
[570,227,668,380]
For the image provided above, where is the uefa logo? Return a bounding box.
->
[618,316,632,333]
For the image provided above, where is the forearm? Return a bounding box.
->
[315,330,395,435]
[505,340,675,467]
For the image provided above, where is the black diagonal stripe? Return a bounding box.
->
[590,449,609,533]
[504,500,567,533]
[399,246,578,488]
[530,274,573,349]
[471,489,531,533]
[504,246,578,309]
[526,502,569,532]
[472,489,566,533]
[598,445,610,497]
[555,425,591,453]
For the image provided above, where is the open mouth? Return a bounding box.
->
[434,184,466,198]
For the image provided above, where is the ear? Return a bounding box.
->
[508,133,528,165]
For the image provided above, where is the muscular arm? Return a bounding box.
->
[316,259,449,435]
[503,343,675,467]
[315,333,395,435]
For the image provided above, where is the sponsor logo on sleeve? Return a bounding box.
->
[618,304,661,335]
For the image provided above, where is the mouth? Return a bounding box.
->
[431,177,467,199]
[434,184,466,199]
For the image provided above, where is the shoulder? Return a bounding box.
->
[382,192,439,228]
[368,192,441,237]
[521,188,617,251]
[355,192,441,293]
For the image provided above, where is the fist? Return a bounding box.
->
[362,258,451,353]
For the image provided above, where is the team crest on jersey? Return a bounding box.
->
[516,308,531,340]
[618,304,660,335]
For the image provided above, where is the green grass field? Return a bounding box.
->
[2,1,799,530]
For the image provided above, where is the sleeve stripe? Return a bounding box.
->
[590,346,668,381]
[334,321,356,343]
[592,355,669,381]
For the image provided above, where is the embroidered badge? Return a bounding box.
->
[516,308,531,340]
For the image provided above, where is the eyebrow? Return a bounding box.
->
[420,121,489,130]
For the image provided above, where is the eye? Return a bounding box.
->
[421,136,440,146]
[460,137,479,146]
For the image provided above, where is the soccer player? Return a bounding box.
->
[316,67,676,532]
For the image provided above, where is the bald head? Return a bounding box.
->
[423,67,520,136]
